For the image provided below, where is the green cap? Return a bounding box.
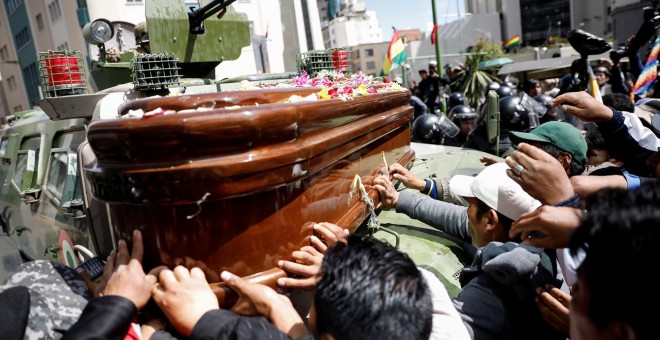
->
[509,122,587,163]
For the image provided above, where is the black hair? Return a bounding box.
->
[522,79,540,93]
[569,182,660,339]
[475,198,515,234]
[540,143,586,177]
[602,93,634,112]
[314,235,433,340]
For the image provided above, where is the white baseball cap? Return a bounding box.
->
[449,163,541,220]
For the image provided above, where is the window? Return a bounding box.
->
[36,13,44,31]
[366,61,376,70]
[46,151,68,200]
[12,136,40,191]
[354,50,360,59]
[13,27,30,50]
[365,48,374,57]
[0,45,8,61]
[5,0,23,14]
[48,0,62,22]
[126,0,143,3]
[7,76,16,91]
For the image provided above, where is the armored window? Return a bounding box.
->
[366,61,375,70]
[12,136,40,191]
[46,151,68,201]
[366,48,374,57]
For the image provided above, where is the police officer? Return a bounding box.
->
[443,104,477,147]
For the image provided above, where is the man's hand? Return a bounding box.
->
[505,143,575,205]
[570,175,627,200]
[509,206,583,249]
[480,156,503,166]
[221,271,308,339]
[277,245,324,290]
[551,91,614,122]
[389,163,425,190]
[536,285,571,336]
[373,174,399,209]
[101,230,163,310]
[152,266,219,337]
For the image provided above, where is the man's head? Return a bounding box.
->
[593,66,610,87]
[312,235,433,340]
[450,163,541,247]
[418,69,428,79]
[569,182,660,340]
[510,121,588,176]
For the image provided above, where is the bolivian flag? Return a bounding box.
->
[504,34,520,49]
[380,31,407,76]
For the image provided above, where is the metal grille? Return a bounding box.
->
[38,50,88,98]
[131,53,180,90]
[296,47,352,75]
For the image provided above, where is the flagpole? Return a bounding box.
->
[431,0,443,77]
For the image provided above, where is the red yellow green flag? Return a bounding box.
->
[380,31,407,76]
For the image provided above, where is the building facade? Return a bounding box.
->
[0,0,145,121]
[467,0,612,47]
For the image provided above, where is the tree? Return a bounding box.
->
[454,36,504,107]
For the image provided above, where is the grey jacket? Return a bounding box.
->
[395,190,471,242]
[453,242,564,340]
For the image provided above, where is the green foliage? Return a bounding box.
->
[455,36,504,107]
[45,244,60,258]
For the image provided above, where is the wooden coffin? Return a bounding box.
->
[83,86,414,298]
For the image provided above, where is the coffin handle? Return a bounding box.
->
[209,267,287,308]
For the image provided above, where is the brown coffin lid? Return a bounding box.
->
[84,89,413,204]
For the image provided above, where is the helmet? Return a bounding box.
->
[533,95,553,111]
[447,92,466,110]
[411,114,443,144]
[502,80,516,89]
[593,66,610,76]
[499,95,531,132]
[495,85,513,98]
[429,60,438,67]
[485,82,500,94]
[448,104,477,119]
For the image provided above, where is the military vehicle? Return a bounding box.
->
[0,0,497,299]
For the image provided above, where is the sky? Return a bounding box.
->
[361,0,467,42]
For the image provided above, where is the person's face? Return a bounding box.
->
[595,72,609,86]
[528,83,542,97]
[459,118,475,135]
[569,269,623,340]
[587,148,609,166]
[466,197,488,247]
[419,71,428,79]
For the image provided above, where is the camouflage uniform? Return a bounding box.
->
[0,261,90,339]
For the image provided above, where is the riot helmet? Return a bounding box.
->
[448,104,476,120]
[447,92,466,110]
[411,114,443,144]
[534,94,557,123]
[495,85,513,98]
[593,66,610,76]
[499,95,532,132]
[485,82,500,94]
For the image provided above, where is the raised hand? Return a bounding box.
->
[551,91,614,122]
[389,163,425,190]
[505,143,574,205]
[536,285,571,336]
[509,206,584,248]
[372,174,399,209]
[152,266,219,337]
[221,271,308,338]
[101,230,164,310]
